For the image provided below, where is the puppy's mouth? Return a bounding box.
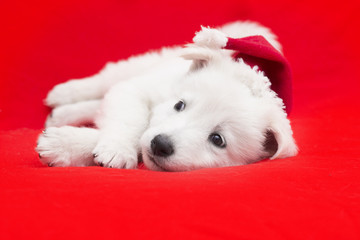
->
[147,154,171,172]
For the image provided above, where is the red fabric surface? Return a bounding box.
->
[1,0,360,239]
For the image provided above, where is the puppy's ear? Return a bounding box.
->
[264,110,298,160]
[181,27,228,71]
[181,47,226,71]
[181,47,214,71]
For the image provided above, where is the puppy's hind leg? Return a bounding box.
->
[45,77,106,107]
[45,61,122,107]
[46,100,101,127]
[36,126,99,167]
[46,48,183,107]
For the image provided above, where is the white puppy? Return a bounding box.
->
[36,21,298,171]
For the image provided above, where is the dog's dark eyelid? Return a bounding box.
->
[174,100,186,112]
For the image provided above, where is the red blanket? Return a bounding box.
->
[1,0,360,239]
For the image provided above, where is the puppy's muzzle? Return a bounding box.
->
[150,134,174,157]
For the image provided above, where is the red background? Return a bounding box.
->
[1,0,360,239]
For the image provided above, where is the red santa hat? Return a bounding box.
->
[192,27,293,114]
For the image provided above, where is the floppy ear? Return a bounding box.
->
[265,109,298,159]
[181,47,216,71]
[181,26,228,71]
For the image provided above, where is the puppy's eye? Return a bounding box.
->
[174,100,186,112]
[209,133,226,148]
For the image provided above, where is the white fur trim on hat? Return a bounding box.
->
[193,26,228,49]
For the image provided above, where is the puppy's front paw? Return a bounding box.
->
[36,127,96,167]
[92,144,138,169]
[36,128,72,167]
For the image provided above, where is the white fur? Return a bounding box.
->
[37,126,99,167]
[36,21,298,171]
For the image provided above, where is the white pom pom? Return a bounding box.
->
[193,26,228,49]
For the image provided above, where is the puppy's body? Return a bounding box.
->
[36,21,298,171]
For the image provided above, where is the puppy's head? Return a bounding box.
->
[140,47,297,171]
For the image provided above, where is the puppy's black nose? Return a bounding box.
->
[151,134,174,157]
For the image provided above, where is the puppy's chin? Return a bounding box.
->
[142,152,170,172]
